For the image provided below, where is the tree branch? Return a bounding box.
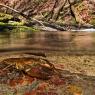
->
[0,3,44,26]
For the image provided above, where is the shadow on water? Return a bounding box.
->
[0,30,95,55]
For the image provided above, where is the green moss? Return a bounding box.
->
[0,21,24,27]
[11,26,39,32]
[8,21,24,26]
[91,21,95,25]
[90,19,95,26]
[0,13,13,21]
[71,18,77,25]
[0,22,8,26]
[0,21,39,32]
[0,13,39,32]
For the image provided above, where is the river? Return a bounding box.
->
[0,30,95,95]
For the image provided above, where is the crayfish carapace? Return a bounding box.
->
[0,57,58,80]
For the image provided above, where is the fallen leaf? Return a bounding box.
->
[50,75,65,85]
[37,82,48,91]
[67,85,82,95]
[9,79,17,87]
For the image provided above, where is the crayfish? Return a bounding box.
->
[0,57,58,80]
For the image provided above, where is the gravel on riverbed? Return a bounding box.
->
[47,54,95,76]
[0,53,95,95]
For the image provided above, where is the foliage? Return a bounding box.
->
[0,12,38,32]
[0,0,95,26]
[11,26,38,32]
[0,22,38,32]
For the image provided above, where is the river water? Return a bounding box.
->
[0,30,95,95]
[0,31,95,55]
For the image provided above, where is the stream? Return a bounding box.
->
[0,30,95,55]
[0,30,95,95]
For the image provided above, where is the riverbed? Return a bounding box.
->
[0,30,95,95]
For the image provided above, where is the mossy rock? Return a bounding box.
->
[0,21,38,32]
[0,22,8,26]
[90,19,95,26]
[0,12,39,32]
[8,21,24,26]
[0,13,13,21]
[11,26,38,32]
[0,21,23,26]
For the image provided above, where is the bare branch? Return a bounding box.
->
[0,3,44,26]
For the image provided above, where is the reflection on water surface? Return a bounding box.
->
[0,31,95,55]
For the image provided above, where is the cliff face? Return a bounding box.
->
[0,0,95,25]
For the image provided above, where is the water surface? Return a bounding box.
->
[0,31,95,55]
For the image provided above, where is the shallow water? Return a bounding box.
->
[0,30,95,95]
[0,31,95,55]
